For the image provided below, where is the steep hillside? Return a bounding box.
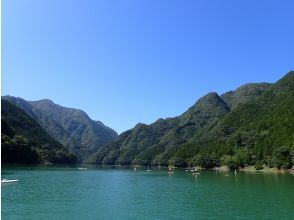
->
[1,100,76,164]
[221,83,272,108]
[171,71,294,169]
[88,72,293,170]
[88,92,231,165]
[2,97,118,161]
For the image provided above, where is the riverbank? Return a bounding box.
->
[130,164,293,174]
[211,165,294,174]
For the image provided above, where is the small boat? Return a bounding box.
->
[191,167,198,172]
[1,179,19,183]
[146,165,151,172]
[168,166,174,175]
[191,167,200,175]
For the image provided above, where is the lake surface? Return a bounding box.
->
[1,165,294,220]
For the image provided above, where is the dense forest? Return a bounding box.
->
[2,96,118,161]
[2,72,293,169]
[88,72,294,170]
[1,100,77,164]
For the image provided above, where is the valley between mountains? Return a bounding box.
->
[2,71,294,171]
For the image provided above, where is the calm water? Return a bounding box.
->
[1,165,294,220]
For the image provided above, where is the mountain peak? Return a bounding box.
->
[275,71,294,87]
[33,99,55,104]
[201,92,220,101]
[195,92,229,111]
[221,82,272,109]
[2,96,118,161]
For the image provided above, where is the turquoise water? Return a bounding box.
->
[1,165,294,220]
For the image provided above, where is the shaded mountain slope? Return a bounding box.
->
[88,92,232,165]
[221,83,272,109]
[170,71,294,168]
[2,96,118,161]
[1,100,76,164]
[88,72,293,169]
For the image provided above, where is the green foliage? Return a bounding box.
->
[88,71,294,170]
[254,161,264,170]
[90,91,231,165]
[1,134,39,163]
[188,153,220,169]
[1,100,77,164]
[273,146,293,169]
[265,156,274,168]
[2,96,118,161]
[234,148,250,168]
[220,155,238,170]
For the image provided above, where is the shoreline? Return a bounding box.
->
[3,163,294,174]
[205,166,294,174]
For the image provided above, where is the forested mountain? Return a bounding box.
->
[1,100,76,164]
[2,96,118,161]
[88,72,294,170]
[220,82,271,108]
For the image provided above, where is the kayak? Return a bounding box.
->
[1,179,19,183]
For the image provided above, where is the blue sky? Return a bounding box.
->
[2,0,294,133]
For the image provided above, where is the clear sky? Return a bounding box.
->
[2,0,294,134]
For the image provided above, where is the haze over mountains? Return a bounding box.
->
[2,96,118,161]
[2,72,294,169]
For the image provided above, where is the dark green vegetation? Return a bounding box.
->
[88,72,294,170]
[2,96,118,161]
[1,100,76,164]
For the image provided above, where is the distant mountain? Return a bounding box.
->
[88,72,294,170]
[2,97,118,161]
[1,100,76,164]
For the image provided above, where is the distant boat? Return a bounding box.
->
[168,166,174,175]
[191,167,198,172]
[146,165,151,172]
[78,165,87,170]
[1,179,19,183]
[191,167,200,175]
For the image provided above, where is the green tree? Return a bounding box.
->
[273,146,293,169]
[221,155,238,170]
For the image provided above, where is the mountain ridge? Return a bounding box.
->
[1,100,76,164]
[2,96,118,161]
[88,71,294,170]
